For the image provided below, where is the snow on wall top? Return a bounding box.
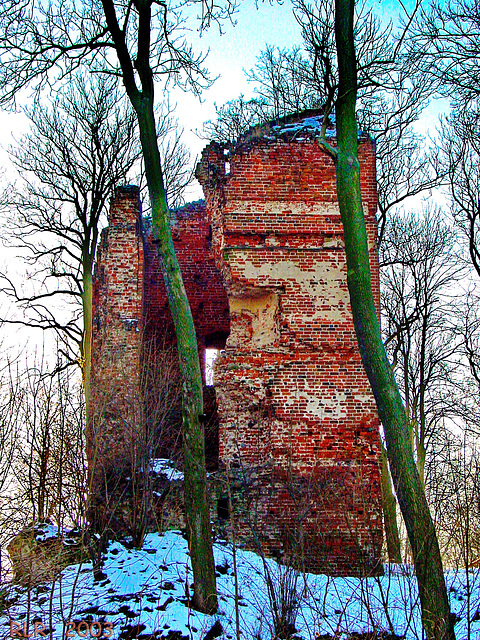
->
[231,109,337,150]
[270,112,336,139]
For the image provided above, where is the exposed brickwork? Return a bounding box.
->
[196,131,382,575]
[89,187,229,532]
[90,115,383,575]
[89,186,146,531]
[142,201,230,380]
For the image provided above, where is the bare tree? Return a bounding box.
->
[2,75,194,415]
[0,0,236,612]
[1,74,142,416]
[13,361,87,527]
[437,107,480,280]
[325,0,455,636]
[0,354,87,580]
[427,427,480,638]
[381,208,464,487]
[0,358,24,577]
[410,0,480,111]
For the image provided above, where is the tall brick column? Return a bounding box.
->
[88,186,146,532]
[197,116,383,575]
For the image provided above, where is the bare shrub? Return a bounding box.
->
[0,355,87,584]
[87,338,182,549]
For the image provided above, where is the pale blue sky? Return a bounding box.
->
[0,0,432,185]
[171,0,304,190]
[0,0,449,353]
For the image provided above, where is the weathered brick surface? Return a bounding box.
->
[90,117,383,575]
[197,130,382,575]
[142,201,230,379]
[88,186,146,531]
[89,188,229,531]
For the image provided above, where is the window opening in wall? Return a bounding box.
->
[225,161,230,175]
[205,348,220,386]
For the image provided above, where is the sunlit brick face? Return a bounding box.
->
[197,128,382,575]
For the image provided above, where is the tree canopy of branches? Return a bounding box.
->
[411,0,480,110]
[437,108,480,281]
[204,0,436,241]
[412,1,480,289]
[1,75,141,411]
[1,75,193,413]
[381,209,464,487]
[0,0,233,612]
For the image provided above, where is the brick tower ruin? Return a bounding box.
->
[89,112,383,575]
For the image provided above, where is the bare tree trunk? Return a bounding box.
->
[135,102,217,614]
[333,1,454,637]
[99,0,218,613]
[82,259,93,422]
[380,440,402,563]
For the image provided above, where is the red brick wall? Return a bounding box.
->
[142,201,230,379]
[197,134,383,575]
[89,186,146,530]
[89,188,230,529]
[91,125,383,575]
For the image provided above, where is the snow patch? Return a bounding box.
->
[151,458,184,481]
[1,530,477,639]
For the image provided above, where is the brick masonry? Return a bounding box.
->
[90,116,383,574]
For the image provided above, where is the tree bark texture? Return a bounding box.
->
[100,0,218,614]
[380,440,402,563]
[135,101,218,614]
[333,1,455,637]
[82,259,93,425]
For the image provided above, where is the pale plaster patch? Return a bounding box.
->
[228,292,279,349]
[226,201,341,224]
[232,257,348,322]
[303,390,349,419]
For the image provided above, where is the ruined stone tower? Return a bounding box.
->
[89,112,383,574]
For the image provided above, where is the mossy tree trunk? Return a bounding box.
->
[101,0,217,614]
[82,255,94,424]
[380,440,402,563]
[332,1,455,637]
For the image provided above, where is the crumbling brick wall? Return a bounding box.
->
[89,186,146,532]
[89,187,229,532]
[90,113,383,574]
[196,122,382,575]
[142,200,230,378]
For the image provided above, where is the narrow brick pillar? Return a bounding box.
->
[89,186,146,533]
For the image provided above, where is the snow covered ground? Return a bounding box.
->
[1,530,479,639]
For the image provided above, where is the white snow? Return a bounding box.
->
[1,530,479,639]
[151,458,184,481]
[272,114,337,139]
[33,522,62,543]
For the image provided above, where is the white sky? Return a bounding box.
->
[0,0,307,353]
[0,0,305,189]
